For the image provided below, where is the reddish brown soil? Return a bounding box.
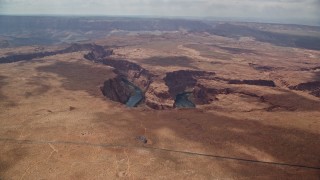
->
[0,31,320,179]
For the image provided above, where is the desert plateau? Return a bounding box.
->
[0,15,320,179]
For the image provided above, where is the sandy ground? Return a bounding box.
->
[1,34,320,179]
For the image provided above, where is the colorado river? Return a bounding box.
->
[122,79,144,107]
[174,92,196,108]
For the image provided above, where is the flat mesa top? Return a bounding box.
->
[0,17,319,179]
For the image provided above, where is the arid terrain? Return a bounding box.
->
[0,16,320,179]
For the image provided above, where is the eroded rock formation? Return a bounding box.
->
[102,60,153,91]
[164,70,215,96]
[162,70,217,107]
[85,49,154,107]
[100,76,135,104]
[84,45,113,61]
[144,81,174,110]
[290,81,320,97]
[84,50,295,110]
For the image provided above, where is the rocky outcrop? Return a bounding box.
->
[84,48,153,92]
[290,81,320,97]
[162,70,217,107]
[144,82,174,110]
[228,80,276,87]
[84,45,113,61]
[163,70,215,97]
[192,85,210,104]
[100,76,135,104]
[102,60,153,91]
[85,52,282,109]
[85,51,155,107]
[96,63,219,109]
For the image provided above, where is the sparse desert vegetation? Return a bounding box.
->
[0,16,320,179]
